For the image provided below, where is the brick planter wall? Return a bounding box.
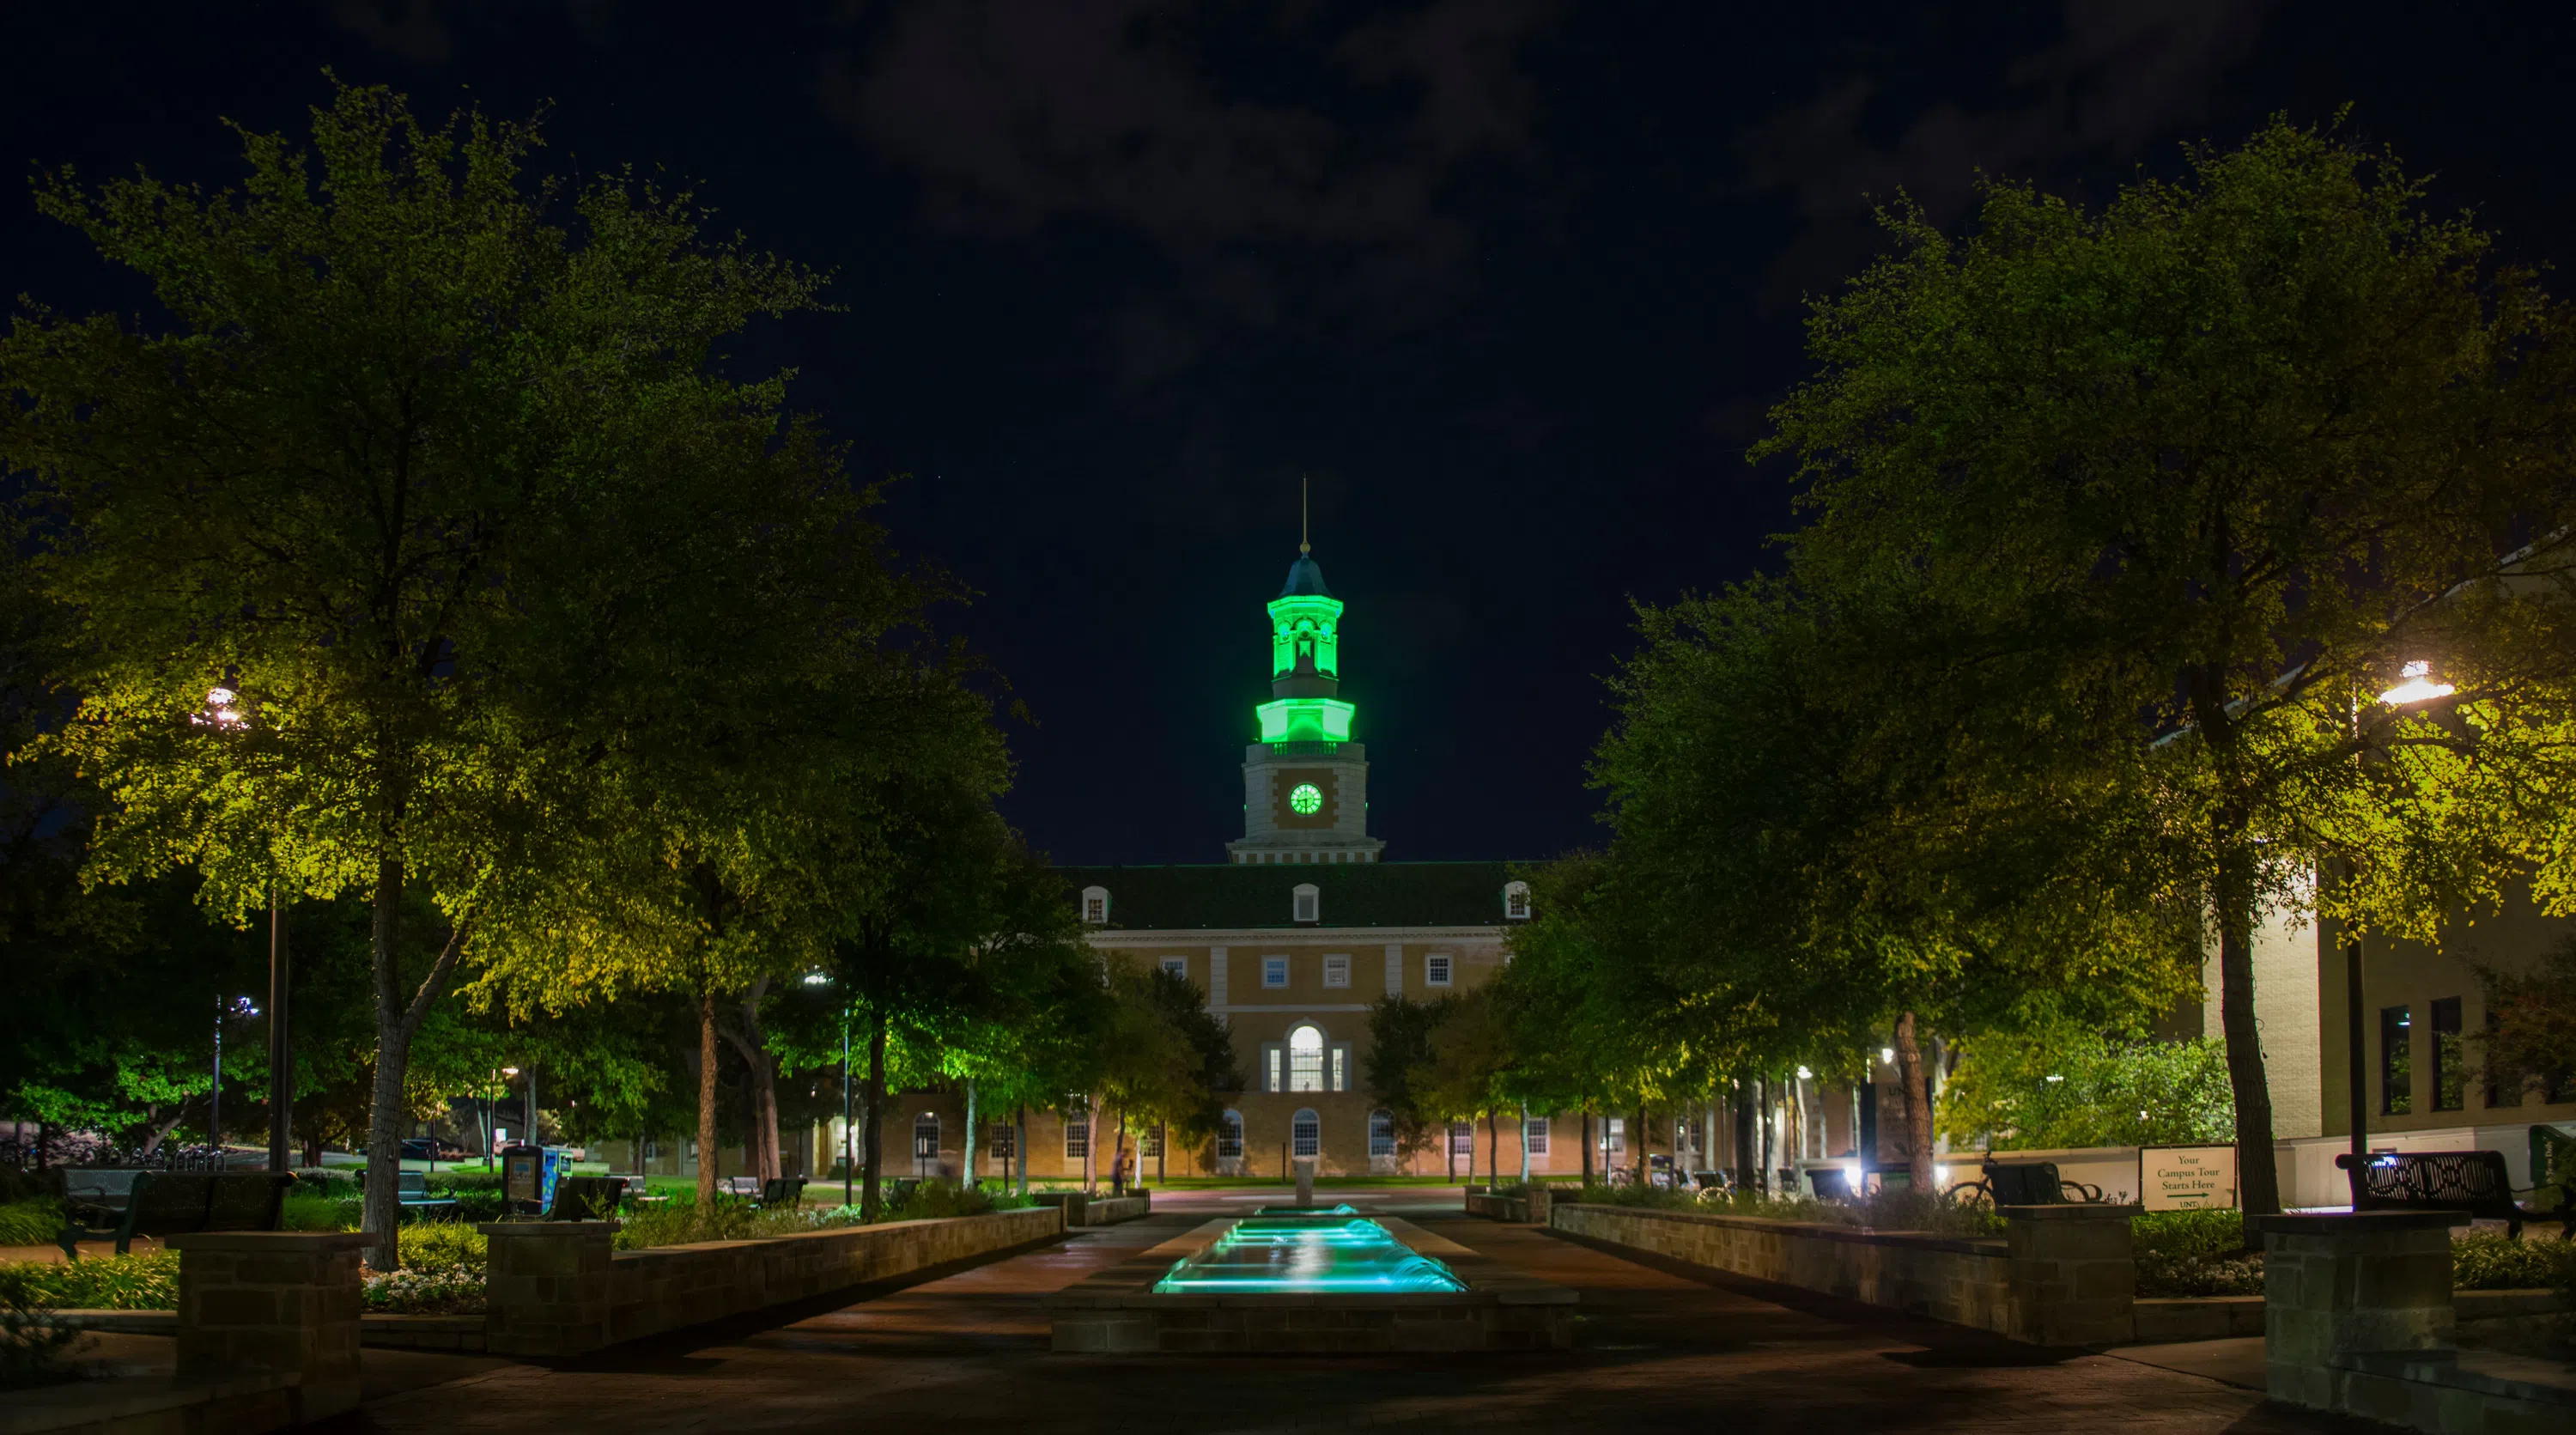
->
[169,1231,368,1422]
[482,1206,1062,1359]
[1552,1203,2013,1335]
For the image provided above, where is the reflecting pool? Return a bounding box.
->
[1151,1218,1467,1294]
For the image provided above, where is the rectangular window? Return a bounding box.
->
[1330,1046,1346,1091]
[1139,1125,1163,1158]
[1369,1112,1397,1158]
[1064,1116,1090,1159]
[1449,1121,1473,1156]
[1322,954,1350,988]
[1289,1043,1323,1092]
[1426,954,1453,987]
[2381,1005,2414,1116]
[1084,896,1105,923]
[1605,1116,1626,1154]
[1524,1117,1550,1157]
[1291,1111,1320,1158]
[1293,889,1319,923]
[1217,1117,1242,1159]
[1160,956,1187,980]
[1267,1047,1284,1092]
[987,1126,1016,1159]
[1263,956,1289,988]
[2432,996,2465,1111]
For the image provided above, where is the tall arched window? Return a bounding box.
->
[912,1112,940,1176]
[1369,1110,1396,1158]
[1217,1109,1244,1158]
[1291,1108,1321,1158]
[1287,1024,1325,1091]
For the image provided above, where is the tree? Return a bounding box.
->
[2476,937,2576,1104]
[1757,119,2576,1211]
[2,85,854,1263]
[1364,994,1455,1171]
[1937,1021,2234,1152]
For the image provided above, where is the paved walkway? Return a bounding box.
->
[312,1189,2366,1434]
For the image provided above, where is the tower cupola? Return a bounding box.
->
[1229,531,1383,865]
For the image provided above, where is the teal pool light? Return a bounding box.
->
[1151,1218,1467,1294]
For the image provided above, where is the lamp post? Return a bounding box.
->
[267,890,291,1172]
[803,971,853,1206]
[210,994,258,1168]
[491,1066,520,1167]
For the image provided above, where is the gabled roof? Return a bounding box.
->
[1062,860,1521,930]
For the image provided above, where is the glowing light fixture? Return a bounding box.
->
[1880,1047,1895,1065]
[194,686,249,729]
[1795,1066,1813,1079]
[2044,1073,2064,1083]
[2379,660,2455,706]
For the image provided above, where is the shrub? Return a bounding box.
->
[0,1250,179,1310]
[883,1181,994,1221]
[397,1223,487,1269]
[280,1192,361,1232]
[0,1200,64,1246]
[1561,1181,2005,1237]
[2,1287,78,1391]
[2452,1230,2576,1291]
[363,1264,483,1315]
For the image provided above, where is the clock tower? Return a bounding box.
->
[1226,543,1385,865]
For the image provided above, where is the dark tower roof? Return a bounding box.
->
[1279,551,1334,599]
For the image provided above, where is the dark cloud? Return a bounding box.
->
[1740,0,2273,301]
[817,0,1561,341]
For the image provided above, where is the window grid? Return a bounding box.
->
[1524,1117,1550,1156]
[1217,1112,1244,1159]
[1288,1025,1325,1092]
[1322,954,1350,988]
[1161,956,1187,980]
[1263,956,1289,988]
[1330,1047,1346,1091]
[1139,1124,1163,1158]
[1449,1122,1473,1156]
[1065,1116,1090,1159]
[1266,1048,1284,1092]
[986,1125,1015,1159]
[1426,954,1453,987]
[1291,1109,1320,1158]
[1369,1110,1397,1158]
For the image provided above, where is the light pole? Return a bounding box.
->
[267,890,291,1172]
[210,994,258,1167]
[803,972,853,1206]
[491,1066,520,1167]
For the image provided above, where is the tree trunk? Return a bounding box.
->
[963,1080,979,1189]
[717,981,782,1183]
[1518,1103,1530,1184]
[1634,1104,1648,1185]
[861,1009,887,1219]
[1893,1012,1935,1195]
[1016,1104,1030,1195]
[1580,1110,1592,1184]
[696,987,721,1205]
[2215,840,2284,1214]
[1732,1083,1755,1190]
[1446,1116,1457,1182]
[360,855,465,1274]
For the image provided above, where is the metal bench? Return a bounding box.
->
[758,1176,807,1209]
[2338,1149,2570,1238]
[1948,1160,2103,1206]
[58,1170,295,1260]
[544,1175,629,1221]
[356,1168,461,1220]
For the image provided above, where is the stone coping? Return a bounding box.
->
[2343,1347,2576,1406]
[0,1366,300,1435]
[166,1229,373,1251]
[2458,1287,2571,1318]
[1049,1215,1577,1311]
[2257,1211,2470,1235]
[1550,1201,2008,1257]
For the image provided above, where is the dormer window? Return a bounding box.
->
[1292,882,1319,924]
[1504,880,1532,921]
[1080,886,1109,926]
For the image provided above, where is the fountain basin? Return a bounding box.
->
[1048,1214,1575,1354]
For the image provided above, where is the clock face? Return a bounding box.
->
[1289,782,1323,815]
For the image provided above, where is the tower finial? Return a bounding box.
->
[1300,474,1310,554]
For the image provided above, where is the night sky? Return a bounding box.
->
[7,3,2573,866]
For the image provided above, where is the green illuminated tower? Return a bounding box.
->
[1228,539,1384,864]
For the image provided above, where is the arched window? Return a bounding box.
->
[1291,1108,1321,1158]
[1369,1110,1396,1158]
[1287,1024,1325,1092]
[1504,880,1532,921]
[1217,1109,1244,1158]
[1292,882,1320,923]
[1080,885,1110,925]
[912,1112,940,1175]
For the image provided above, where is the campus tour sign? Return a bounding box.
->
[2140,1144,2237,1210]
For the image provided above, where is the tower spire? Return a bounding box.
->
[1300,474,1310,554]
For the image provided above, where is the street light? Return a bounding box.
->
[803,972,854,1207]
[210,994,258,1168]
[195,685,294,1174]
[2378,660,2455,707]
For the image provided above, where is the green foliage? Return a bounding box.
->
[279,1191,361,1232]
[2452,1231,2576,1292]
[363,1264,485,1315]
[1939,1025,2235,1150]
[882,1180,1000,1221]
[0,1250,179,1310]
[397,1224,487,1269]
[2477,939,2576,1106]
[0,1201,64,1246]
[1,1286,78,1390]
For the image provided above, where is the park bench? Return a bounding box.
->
[58,1170,294,1260]
[2337,1149,2571,1238]
[758,1176,807,1209]
[355,1168,461,1220]
[1949,1160,2104,1207]
[545,1175,629,1221]
[719,1176,762,1199]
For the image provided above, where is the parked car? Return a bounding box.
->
[399,1137,472,1163]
